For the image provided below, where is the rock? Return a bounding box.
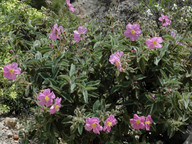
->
[0,131,4,137]
[74,0,139,23]
[183,135,192,144]
[13,134,19,140]
[0,116,21,144]
[4,117,17,129]
[6,130,13,138]
[183,124,192,144]
[0,123,4,131]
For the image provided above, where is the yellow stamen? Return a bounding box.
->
[9,69,14,74]
[55,30,58,34]
[45,96,49,102]
[130,29,135,34]
[115,62,119,67]
[107,121,112,127]
[136,119,140,125]
[146,121,150,125]
[54,104,59,110]
[80,33,83,38]
[153,40,157,45]
[91,123,97,129]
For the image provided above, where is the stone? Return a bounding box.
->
[13,134,19,140]
[0,131,4,137]
[4,117,17,129]
[6,130,13,138]
[73,0,139,23]
[0,123,4,131]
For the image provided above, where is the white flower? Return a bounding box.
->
[172,3,177,10]
[146,9,153,16]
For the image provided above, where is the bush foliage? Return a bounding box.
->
[0,0,192,143]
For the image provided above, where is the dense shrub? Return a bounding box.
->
[1,0,192,143]
[0,0,79,114]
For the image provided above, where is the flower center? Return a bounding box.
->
[9,69,14,74]
[55,29,58,35]
[107,121,112,127]
[146,121,150,125]
[163,19,166,23]
[136,119,140,125]
[115,62,119,67]
[153,40,157,45]
[130,29,135,34]
[54,104,59,110]
[45,96,50,102]
[80,33,83,38]
[91,123,97,129]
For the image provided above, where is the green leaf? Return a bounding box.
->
[138,57,146,74]
[184,99,189,109]
[110,85,121,94]
[76,83,86,89]
[154,56,161,66]
[58,75,70,82]
[160,69,168,81]
[83,90,88,103]
[93,100,100,112]
[86,80,100,86]
[166,80,182,85]
[39,72,50,80]
[78,123,84,135]
[61,92,73,103]
[134,75,146,81]
[49,85,60,93]
[160,42,169,58]
[70,83,76,93]
[69,64,76,77]
[85,87,97,91]
[88,92,99,98]
[35,51,42,60]
[33,40,41,48]
[163,35,175,41]
[39,47,51,53]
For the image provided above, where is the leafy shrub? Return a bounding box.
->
[1,0,192,143]
[0,0,79,114]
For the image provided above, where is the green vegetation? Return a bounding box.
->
[0,0,191,143]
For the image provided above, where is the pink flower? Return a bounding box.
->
[103,115,117,133]
[168,88,173,92]
[109,51,123,72]
[85,117,103,134]
[124,24,141,41]
[50,97,62,114]
[158,14,171,26]
[146,37,163,49]
[3,62,21,80]
[151,94,155,99]
[37,89,55,107]
[49,24,64,40]
[171,31,175,38]
[73,26,87,43]
[9,50,13,53]
[145,115,153,131]
[66,0,75,12]
[134,81,138,84]
[131,48,136,53]
[176,42,183,45]
[130,114,145,130]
